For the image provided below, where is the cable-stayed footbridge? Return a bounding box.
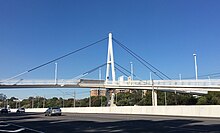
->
[1,33,220,106]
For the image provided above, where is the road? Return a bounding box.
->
[1,112,220,133]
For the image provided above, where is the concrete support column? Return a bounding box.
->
[106,89,110,106]
[110,92,115,106]
[152,89,157,106]
[151,80,157,106]
[106,89,115,106]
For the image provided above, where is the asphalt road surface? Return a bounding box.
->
[1,112,220,133]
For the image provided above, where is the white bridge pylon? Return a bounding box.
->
[105,33,116,82]
[105,33,116,106]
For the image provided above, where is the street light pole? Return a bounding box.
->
[179,74,182,81]
[55,62,58,84]
[130,62,133,80]
[193,53,198,80]
[99,68,101,80]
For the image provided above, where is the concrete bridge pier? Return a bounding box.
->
[152,89,157,106]
[110,92,115,106]
[106,89,115,106]
[106,89,110,106]
[151,80,157,106]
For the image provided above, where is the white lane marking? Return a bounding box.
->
[165,126,208,132]
[0,128,25,132]
[9,123,45,133]
[50,119,73,124]
[0,124,10,127]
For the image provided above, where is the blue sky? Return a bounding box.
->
[0,0,220,99]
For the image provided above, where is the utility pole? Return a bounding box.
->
[32,98,34,108]
[89,90,91,107]
[99,67,102,107]
[43,96,45,108]
[37,96,39,108]
[62,97,64,108]
[164,92,167,106]
[101,95,102,107]
[57,89,65,108]
[73,90,76,108]
[61,98,64,108]
[116,93,117,105]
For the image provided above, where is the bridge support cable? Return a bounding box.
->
[83,63,107,76]
[115,66,129,77]
[113,38,164,80]
[115,62,142,80]
[72,63,107,80]
[0,37,108,83]
[0,71,29,83]
[183,72,220,80]
[113,38,171,80]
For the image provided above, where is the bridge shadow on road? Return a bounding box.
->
[0,112,42,121]
[38,119,220,133]
[1,113,220,133]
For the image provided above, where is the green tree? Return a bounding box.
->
[141,91,152,105]
[197,92,220,105]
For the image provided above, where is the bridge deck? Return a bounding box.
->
[0,79,220,93]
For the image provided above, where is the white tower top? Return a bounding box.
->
[105,33,116,82]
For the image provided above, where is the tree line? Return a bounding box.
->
[1,91,220,108]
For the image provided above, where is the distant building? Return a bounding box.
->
[90,89,106,96]
[90,88,133,97]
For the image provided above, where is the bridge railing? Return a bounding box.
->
[0,79,80,85]
[105,79,220,87]
[1,79,220,87]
